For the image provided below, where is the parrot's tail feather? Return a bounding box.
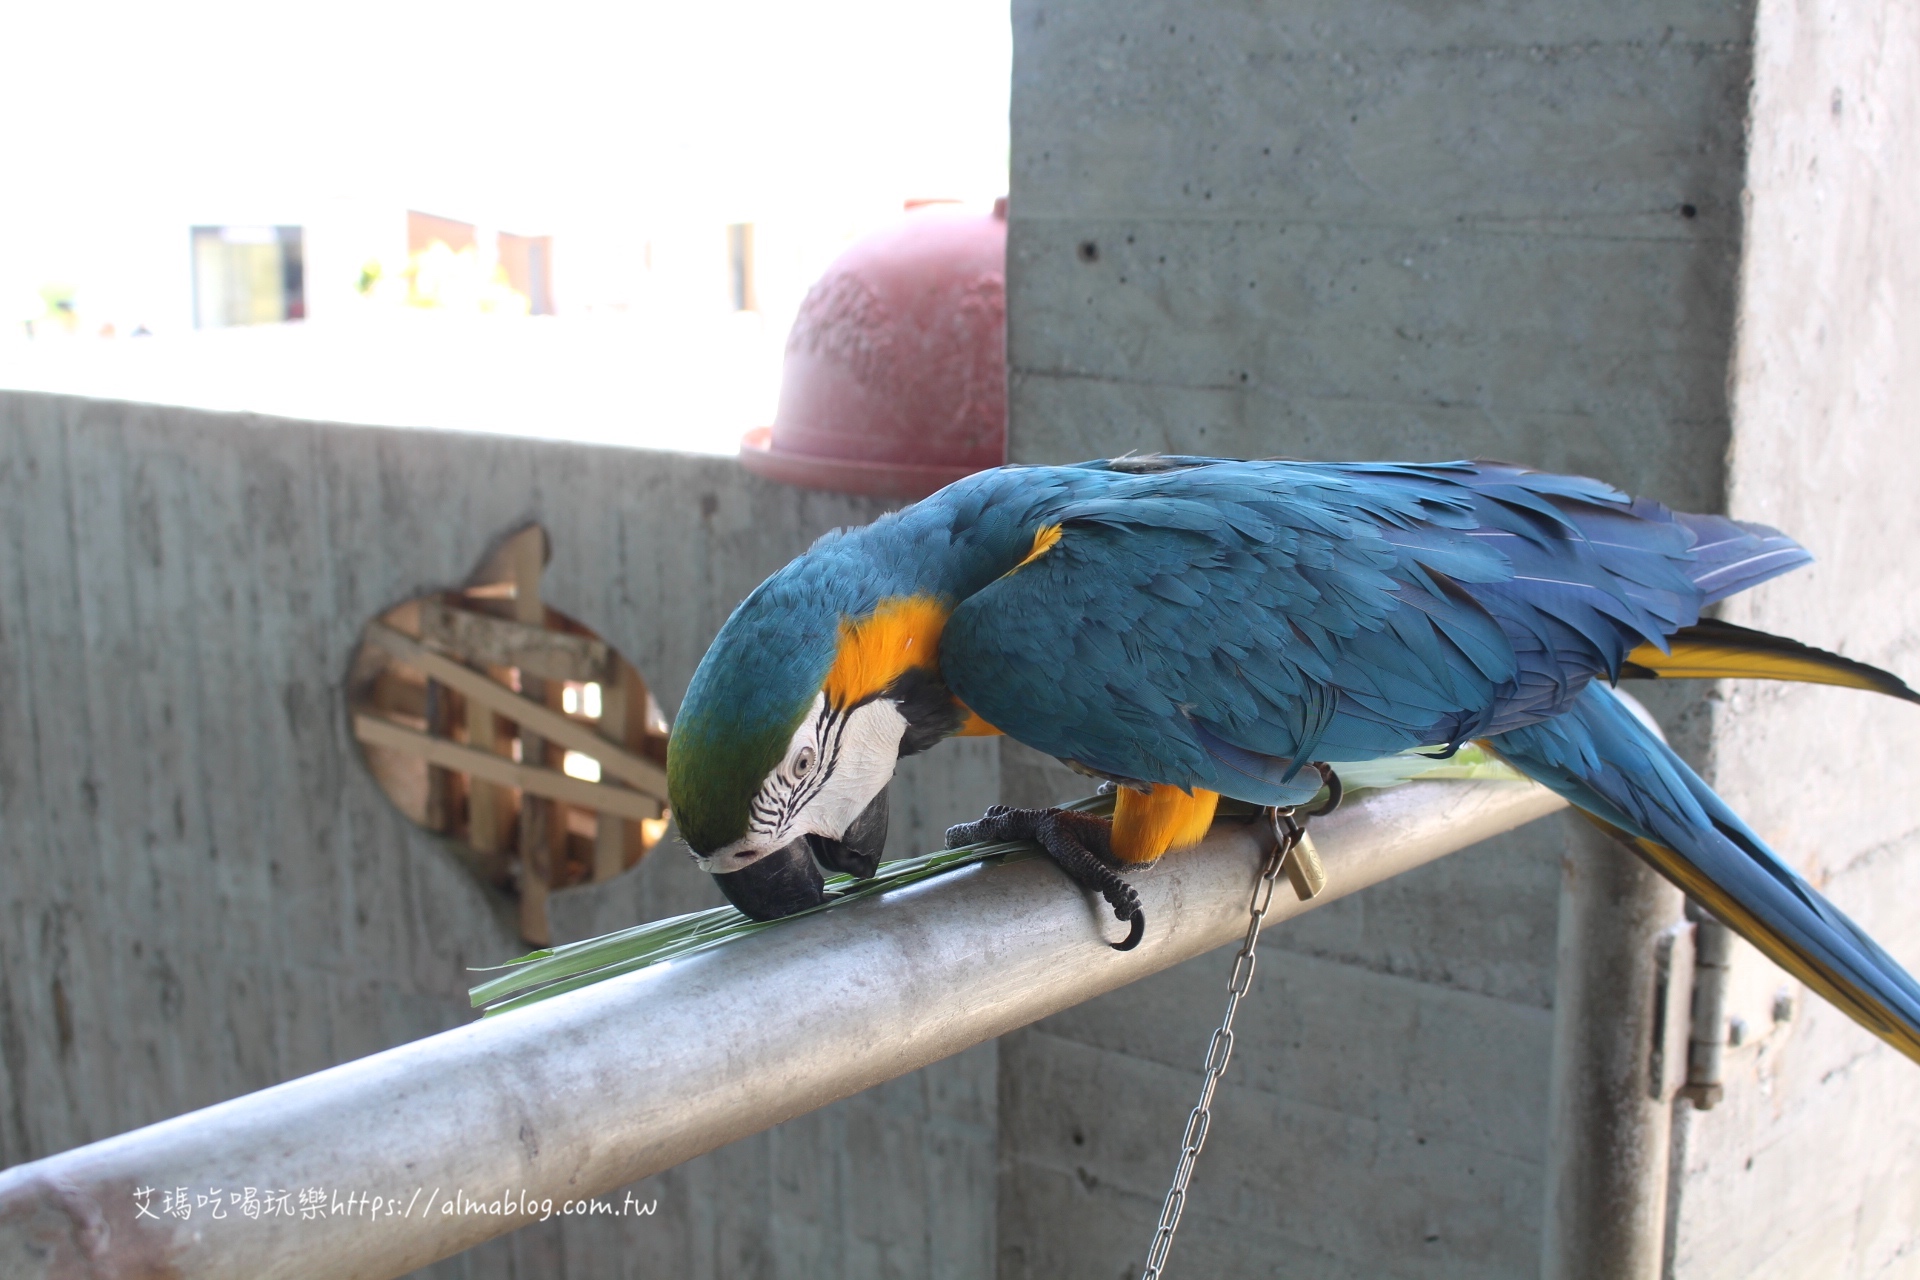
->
[1617,828,1920,1062]
[1490,683,1920,1065]
[1673,512,1812,603]
[1621,618,1920,705]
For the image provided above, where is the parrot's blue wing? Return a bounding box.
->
[939,460,1804,808]
[1493,683,1920,1059]
[942,465,1484,804]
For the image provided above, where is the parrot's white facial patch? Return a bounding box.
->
[695,692,906,873]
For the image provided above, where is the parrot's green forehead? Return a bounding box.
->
[667,482,1019,852]
[667,700,805,854]
[668,596,835,853]
[667,597,957,851]
[667,724,799,854]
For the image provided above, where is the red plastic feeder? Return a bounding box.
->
[741,199,1007,501]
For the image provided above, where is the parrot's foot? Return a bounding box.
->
[944,805,1145,951]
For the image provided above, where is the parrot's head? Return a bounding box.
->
[667,561,963,921]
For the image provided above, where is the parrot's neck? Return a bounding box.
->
[815,475,1062,712]
[823,595,952,709]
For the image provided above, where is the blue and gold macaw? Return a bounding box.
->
[668,458,1920,1063]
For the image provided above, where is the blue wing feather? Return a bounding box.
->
[928,450,1905,1049]
[936,458,1808,805]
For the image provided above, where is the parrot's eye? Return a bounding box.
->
[793,745,818,777]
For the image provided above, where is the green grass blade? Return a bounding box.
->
[467,757,1522,1015]
[471,836,1047,1014]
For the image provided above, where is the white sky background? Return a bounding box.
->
[0,1,1011,451]
[2,0,1012,279]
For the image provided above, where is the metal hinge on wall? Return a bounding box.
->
[1649,918,1697,1103]
[1680,906,1734,1109]
[1654,903,1799,1110]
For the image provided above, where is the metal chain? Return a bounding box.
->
[1139,807,1303,1280]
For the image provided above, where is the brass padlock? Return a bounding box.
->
[1282,830,1327,901]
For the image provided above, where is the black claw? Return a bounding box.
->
[1307,763,1344,817]
[946,805,1145,947]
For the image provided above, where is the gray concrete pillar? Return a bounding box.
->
[1003,1,1747,1271]
[1006,0,1920,1271]
[1541,816,1686,1280]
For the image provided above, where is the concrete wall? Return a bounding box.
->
[1005,0,1751,512]
[1006,0,1919,1276]
[1670,1,1920,1275]
[0,389,1002,1278]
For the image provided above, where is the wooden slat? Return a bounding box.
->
[509,529,556,946]
[369,669,427,719]
[467,697,507,856]
[423,677,454,834]
[592,664,629,883]
[362,621,669,801]
[419,600,610,684]
[352,713,662,823]
[594,660,652,882]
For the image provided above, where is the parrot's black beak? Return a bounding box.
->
[712,838,826,920]
[708,789,891,920]
[809,788,890,880]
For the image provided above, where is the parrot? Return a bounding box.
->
[666,457,1920,1064]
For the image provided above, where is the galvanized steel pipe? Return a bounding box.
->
[0,778,1563,1280]
[1540,816,1687,1280]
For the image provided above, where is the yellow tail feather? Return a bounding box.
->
[1582,814,1920,1066]
[1622,618,1919,704]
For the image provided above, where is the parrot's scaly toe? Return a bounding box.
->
[945,805,1145,950]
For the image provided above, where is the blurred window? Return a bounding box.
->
[498,232,555,316]
[727,222,756,311]
[407,211,477,255]
[190,225,305,327]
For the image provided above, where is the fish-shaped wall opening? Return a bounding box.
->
[345,522,671,945]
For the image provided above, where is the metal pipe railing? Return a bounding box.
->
[0,778,1564,1280]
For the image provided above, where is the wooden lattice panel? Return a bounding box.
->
[347,524,671,944]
